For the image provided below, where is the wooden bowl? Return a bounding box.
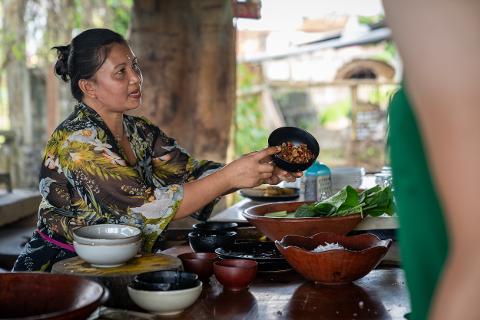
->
[275,232,392,285]
[178,252,218,281]
[0,272,107,319]
[243,201,362,241]
[213,259,258,291]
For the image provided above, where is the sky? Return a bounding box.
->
[236,0,384,31]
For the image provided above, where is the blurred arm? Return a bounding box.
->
[383,0,480,319]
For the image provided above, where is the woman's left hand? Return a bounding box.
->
[263,164,303,185]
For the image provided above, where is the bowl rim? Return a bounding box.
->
[188,230,238,237]
[73,224,142,242]
[178,252,219,261]
[243,201,363,222]
[128,279,202,294]
[134,270,199,282]
[192,222,238,231]
[73,239,142,248]
[214,258,258,269]
[275,232,392,255]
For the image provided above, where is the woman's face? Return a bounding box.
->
[88,42,143,113]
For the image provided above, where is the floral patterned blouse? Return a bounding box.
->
[13,103,222,271]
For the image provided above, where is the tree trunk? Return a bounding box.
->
[129,0,236,163]
[44,0,77,136]
[4,0,33,188]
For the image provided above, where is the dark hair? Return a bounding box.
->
[52,28,127,101]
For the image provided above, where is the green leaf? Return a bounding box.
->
[336,204,364,217]
[294,204,317,217]
[337,186,360,212]
[363,186,395,217]
[313,202,336,216]
[359,185,381,203]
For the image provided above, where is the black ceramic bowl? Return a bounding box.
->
[268,127,319,172]
[188,231,237,253]
[131,270,199,291]
[215,241,292,272]
[192,222,238,235]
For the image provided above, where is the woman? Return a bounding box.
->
[13,28,299,271]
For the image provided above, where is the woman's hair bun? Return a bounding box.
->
[52,44,71,82]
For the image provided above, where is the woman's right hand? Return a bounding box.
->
[221,146,280,189]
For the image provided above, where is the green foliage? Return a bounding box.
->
[106,0,133,37]
[234,64,268,157]
[367,85,397,108]
[237,63,259,90]
[72,0,132,36]
[374,41,397,64]
[319,99,351,126]
[358,15,385,26]
[235,95,269,156]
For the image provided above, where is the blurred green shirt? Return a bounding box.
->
[388,86,449,320]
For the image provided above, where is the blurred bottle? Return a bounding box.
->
[375,166,392,188]
[304,161,332,201]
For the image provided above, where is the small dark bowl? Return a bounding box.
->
[188,231,237,253]
[214,259,258,291]
[178,252,218,281]
[131,270,199,291]
[268,126,320,172]
[192,222,238,234]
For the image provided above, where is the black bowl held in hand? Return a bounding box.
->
[188,231,237,253]
[268,127,319,172]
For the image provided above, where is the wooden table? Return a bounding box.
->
[94,267,409,319]
[92,245,410,319]
[53,254,182,309]
[177,268,409,320]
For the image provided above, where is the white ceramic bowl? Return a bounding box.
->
[128,281,203,315]
[73,224,141,246]
[73,239,141,268]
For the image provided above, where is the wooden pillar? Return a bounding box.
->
[4,0,31,188]
[129,0,236,162]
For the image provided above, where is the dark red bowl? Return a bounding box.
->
[0,272,107,320]
[213,259,258,291]
[178,252,218,281]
